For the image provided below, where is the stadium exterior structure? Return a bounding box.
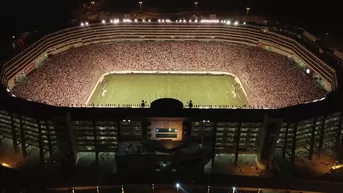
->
[0,22,343,183]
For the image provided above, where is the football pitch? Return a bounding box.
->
[87,73,248,107]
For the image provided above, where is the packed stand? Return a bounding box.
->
[11,41,326,108]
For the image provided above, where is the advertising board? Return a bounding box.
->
[10,53,48,88]
[303,31,317,42]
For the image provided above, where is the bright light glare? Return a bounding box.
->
[134,19,138,22]
[176,183,180,188]
[1,163,12,168]
[85,22,89,26]
[80,22,84,26]
[306,69,310,74]
[148,19,151,22]
[123,19,132,23]
[243,22,246,25]
[226,20,231,25]
[233,187,236,190]
[102,20,105,24]
[200,19,219,23]
[234,21,238,25]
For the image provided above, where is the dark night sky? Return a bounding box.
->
[0,0,341,42]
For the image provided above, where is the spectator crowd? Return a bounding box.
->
[11,41,326,108]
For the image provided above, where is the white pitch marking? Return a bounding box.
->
[102,89,107,97]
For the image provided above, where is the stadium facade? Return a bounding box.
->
[0,22,343,176]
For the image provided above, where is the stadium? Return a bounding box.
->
[1,18,343,193]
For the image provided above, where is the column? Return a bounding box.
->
[309,118,316,160]
[211,122,217,166]
[19,115,27,157]
[183,120,192,141]
[318,116,326,155]
[37,120,45,166]
[291,122,298,165]
[282,123,289,160]
[45,121,53,158]
[116,120,121,143]
[10,113,18,153]
[234,122,241,164]
[52,112,77,169]
[335,113,342,149]
[141,120,149,140]
[92,120,99,169]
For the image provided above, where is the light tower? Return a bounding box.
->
[245,7,251,22]
[246,7,250,16]
[194,1,198,8]
[139,1,143,9]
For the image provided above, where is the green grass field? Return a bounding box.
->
[87,74,248,107]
